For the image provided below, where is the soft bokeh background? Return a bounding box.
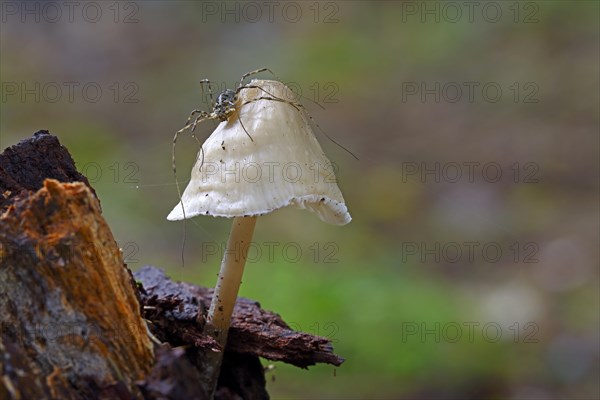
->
[1,1,598,398]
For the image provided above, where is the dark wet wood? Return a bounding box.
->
[136,266,344,369]
[0,130,97,213]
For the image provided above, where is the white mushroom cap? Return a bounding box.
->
[167,79,351,226]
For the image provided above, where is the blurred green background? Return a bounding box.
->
[1,1,598,398]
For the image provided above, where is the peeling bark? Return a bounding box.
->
[136,266,345,369]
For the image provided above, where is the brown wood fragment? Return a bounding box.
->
[135,266,345,368]
[0,130,97,213]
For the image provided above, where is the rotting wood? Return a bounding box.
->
[0,179,154,399]
[136,266,345,369]
[0,130,97,213]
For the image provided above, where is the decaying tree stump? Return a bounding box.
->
[0,132,154,398]
[0,131,344,400]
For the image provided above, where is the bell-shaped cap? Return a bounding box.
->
[167,79,351,225]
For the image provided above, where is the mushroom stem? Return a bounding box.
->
[207,215,257,339]
[202,216,257,394]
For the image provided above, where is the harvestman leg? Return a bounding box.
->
[238,73,326,111]
[239,91,359,160]
[200,79,217,110]
[232,68,277,142]
[238,68,274,89]
[172,115,209,220]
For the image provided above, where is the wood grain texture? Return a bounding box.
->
[0,179,154,398]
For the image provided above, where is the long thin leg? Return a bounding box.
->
[234,70,277,142]
[172,115,210,267]
[288,100,359,160]
[172,126,190,222]
[236,83,325,111]
[239,95,359,160]
[172,124,190,267]
[189,111,211,132]
[185,109,204,125]
[172,115,210,220]
[238,80,325,111]
[237,114,254,142]
[238,68,274,89]
[239,96,301,112]
[200,79,216,109]
[296,91,326,110]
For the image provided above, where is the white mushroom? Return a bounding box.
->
[167,79,351,386]
[167,80,351,226]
